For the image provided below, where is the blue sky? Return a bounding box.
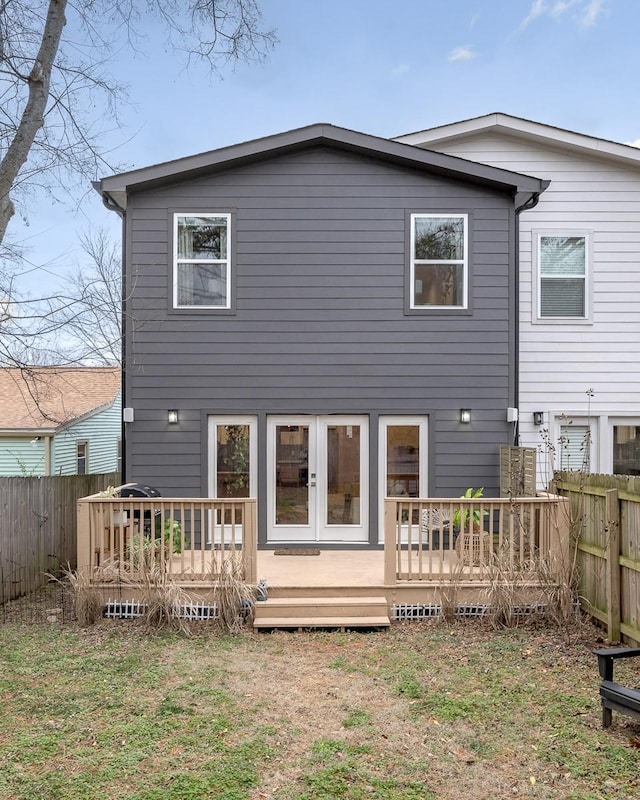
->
[10,0,639,295]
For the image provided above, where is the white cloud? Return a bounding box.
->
[519,0,548,30]
[580,0,604,27]
[390,63,410,77]
[625,139,640,149]
[517,0,603,31]
[550,0,581,20]
[448,45,476,63]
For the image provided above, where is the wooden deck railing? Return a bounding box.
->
[383,495,570,584]
[77,494,257,585]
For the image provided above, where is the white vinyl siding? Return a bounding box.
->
[421,130,640,481]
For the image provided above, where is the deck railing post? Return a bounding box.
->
[384,499,397,585]
[243,499,258,585]
[77,498,92,575]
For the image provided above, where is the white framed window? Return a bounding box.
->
[378,416,429,543]
[173,213,231,309]
[612,422,640,476]
[410,214,467,309]
[557,421,592,472]
[208,416,257,500]
[77,441,88,475]
[536,233,589,320]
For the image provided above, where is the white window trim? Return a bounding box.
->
[77,440,88,475]
[173,212,231,310]
[207,415,257,499]
[378,415,429,544]
[532,230,592,324]
[608,416,640,475]
[410,213,468,310]
[550,415,597,473]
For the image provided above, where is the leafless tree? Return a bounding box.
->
[0,0,275,260]
[0,229,116,364]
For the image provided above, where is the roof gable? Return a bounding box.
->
[394,113,640,170]
[0,367,121,433]
[97,123,547,211]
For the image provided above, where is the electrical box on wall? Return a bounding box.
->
[123,407,134,423]
[506,407,518,423]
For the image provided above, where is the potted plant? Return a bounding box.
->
[452,487,486,531]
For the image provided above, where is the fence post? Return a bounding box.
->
[605,489,621,642]
[384,500,397,586]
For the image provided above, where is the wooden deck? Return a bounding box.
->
[77,493,572,626]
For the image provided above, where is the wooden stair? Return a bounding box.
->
[253,595,390,630]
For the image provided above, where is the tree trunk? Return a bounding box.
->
[0,0,67,246]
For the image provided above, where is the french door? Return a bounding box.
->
[267,415,368,543]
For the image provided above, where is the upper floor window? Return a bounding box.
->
[173,213,230,309]
[538,234,588,319]
[410,214,467,309]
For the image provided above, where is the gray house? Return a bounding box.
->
[96,124,547,548]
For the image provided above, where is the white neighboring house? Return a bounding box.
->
[396,113,640,482]
[0,367,121,476]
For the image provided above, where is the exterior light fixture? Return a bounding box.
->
[168,410,179,424]
[460,409,471,424]
[533,411,544,426]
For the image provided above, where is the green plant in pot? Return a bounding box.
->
[452,487,486,530]
[155,518,183,553]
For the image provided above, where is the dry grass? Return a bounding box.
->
[210,550,255,633]
[1,617,639,799]
[52,566,103,627]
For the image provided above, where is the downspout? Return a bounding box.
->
[513,191,543,446]
[97,187,127,484]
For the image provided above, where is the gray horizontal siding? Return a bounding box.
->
[124,145,516,515]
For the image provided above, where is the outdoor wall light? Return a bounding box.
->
[460,409,472,424]
[533,411,544,426]
[167,410,179,424]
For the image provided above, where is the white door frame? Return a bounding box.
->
[378,415,429,544]
[207,415,257,544]
[267,415,368,544]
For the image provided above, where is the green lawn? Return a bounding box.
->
[0,621,638,799]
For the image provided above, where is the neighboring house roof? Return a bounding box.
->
[0,367,120,434]
[96,122,548,211]
[394,112,640,169]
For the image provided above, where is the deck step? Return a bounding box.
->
[253,595,390,630]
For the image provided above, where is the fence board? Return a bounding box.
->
[555,471,640,645]
[0,472,119,605]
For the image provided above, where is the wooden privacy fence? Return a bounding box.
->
[554,472,640,645]
[0,472,120,605]
[383,495,570,584]
[77,494,257,586]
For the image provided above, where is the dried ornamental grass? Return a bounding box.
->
[210,550,254,633]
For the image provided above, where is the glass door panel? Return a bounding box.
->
[379,417,428,544]
[267,416,368,543]
[208,416,257,546]
[386,425,420,498]
[275,424,310,525]
[326,424,361,525]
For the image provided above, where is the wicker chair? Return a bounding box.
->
[421,508,452,550]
